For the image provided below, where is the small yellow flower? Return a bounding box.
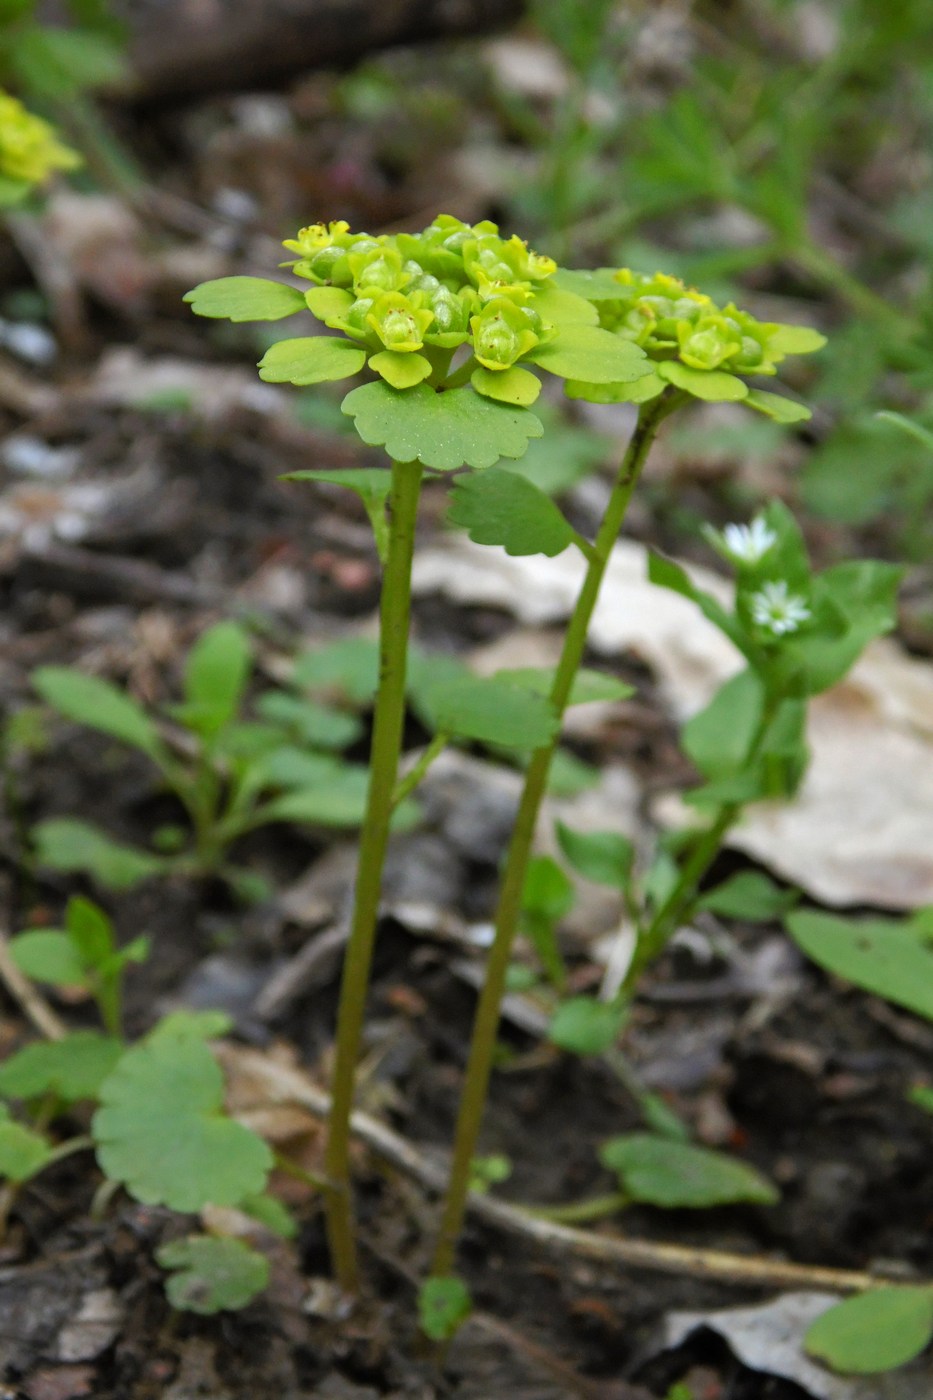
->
[0,90,80,190]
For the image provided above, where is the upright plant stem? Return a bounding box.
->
[431,396,671,1279]
[324,457,423,1293]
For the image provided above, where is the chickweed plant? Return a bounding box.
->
[185,215,902,1351]
[31,621,398,900]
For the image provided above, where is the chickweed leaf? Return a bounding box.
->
[93,1033,272,1210]
[550,996,625,1055]
[555,822,633,889]
[258,337,367,385]
[0,1116,54,1183]
[341,381,544,471]
[182,622,251,737]
[499,667,634,705]
[599,1134,779,1208]
[9,930,86,987]
[292,637,380,704]
[699,871,798,921]
[33,819,166,891]
[786,911,933,1021]
[66,896,115,967]
[0,1032,123,1103]
[682,670,765,783]
[157,1236,270,1315]
[418,1276,473,1341]
[415,672,557,748]
[254,694,362,750]
[447,468,576,557]
[183,277,306,322]
[804,1287,933,1374]
[33,667,168,764]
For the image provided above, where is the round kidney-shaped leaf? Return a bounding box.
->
[157,1235,270,1315]
[93,1034,272,1211]
[341,381,543,471]
[183,277,306,322]
[258,336,367,385]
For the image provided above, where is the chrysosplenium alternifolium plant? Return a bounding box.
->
[185,216,836,1296]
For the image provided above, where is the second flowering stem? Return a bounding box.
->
[431,393,677,1279]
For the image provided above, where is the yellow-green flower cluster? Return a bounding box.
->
[281,215,558,382]
[598,269,808,377]
[0,90,80,197]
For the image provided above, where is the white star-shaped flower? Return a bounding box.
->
[750,579,811,635]
[721,517,777,565]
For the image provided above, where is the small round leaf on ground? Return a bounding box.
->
[156,1235,270,1314]
[804,1287,933,1374]
[93,1034,272,1211]
[599,1133,779,1208]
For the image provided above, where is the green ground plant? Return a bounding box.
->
[0,86,79,204]
[0,899,282,1311]
[31,620,394,900]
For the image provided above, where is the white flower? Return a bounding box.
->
[721,516,777,565]
[750,579,811,636]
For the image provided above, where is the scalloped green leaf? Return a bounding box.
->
[657,361,748,401]
[341,381,543,471]
[552,267,626,301]
[34,819,167,891]
[415,672,557,748]
[744,388,811,423]
[258,336,367,385]
[0,1032,123,1103]
[471,364,542,406]
[281,466,392,553]
[769,324,827,355]
[529,325,648,383]
[0,1119,54,1183]
[600,1134,779,1207]
[93,1034,272,1211]
[447,468,575,557]
[805,1287,933,1374]
[183,277,306,322]
[157,1235,270,1315]
[33,667,168,763]
[497,667,635,705]
[565,371,665,404]
[368,350,432,389]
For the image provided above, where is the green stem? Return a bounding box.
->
[626,803,739,990]
[391,732,448,809]
[431,395,672,1279]
[522,1191,629,1225]
[324,457,424,1294]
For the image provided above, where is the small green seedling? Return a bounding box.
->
[0,907,277,1313]
[9,895,146,1036]
[417,1274,473,1342]
[32,621,390,897]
